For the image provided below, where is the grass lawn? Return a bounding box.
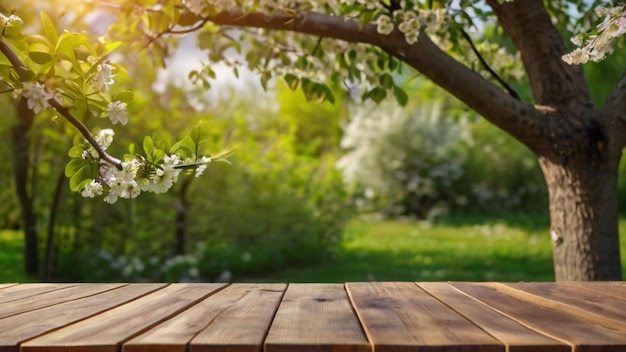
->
[2,216,626,282]
[0,230,36,282]
[264,216,558,282]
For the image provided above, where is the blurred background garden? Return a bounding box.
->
[3,68,626,283]
[2,2,626,283]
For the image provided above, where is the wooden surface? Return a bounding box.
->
[0,282,624,352]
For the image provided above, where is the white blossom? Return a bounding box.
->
[108,101,128,125]
[376,15,394,35]
[184,0,207,15]
[194,156,212,177]
[93,63,115,91]
[81,180,104,198]
[22,82,53,114]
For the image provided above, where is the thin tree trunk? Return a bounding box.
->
[11,97,38,276]
[174,177,193,255]
[43,170,65,282]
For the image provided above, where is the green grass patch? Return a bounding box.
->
[265,215,626,282]
[2,216,626,282]
[264,216,555,282]
[0,230,36,282]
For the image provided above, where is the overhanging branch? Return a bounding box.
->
[206,9,545,149]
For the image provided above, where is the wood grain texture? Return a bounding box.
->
[0,284,166,352]
[264,283,370,352]
[452,282,626,352]
[122,283,285,352]
[347,282,502,352]
[0,283,124,319]
[418,282,569,352]
[506,282,626,323]
[189,283,286,352]
[0,284,76,303]
[21,284,223,352]
[560,281,626,300]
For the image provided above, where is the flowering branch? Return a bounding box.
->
[0,40,31,80]
[0,37,123,169]
[47,98,123,169]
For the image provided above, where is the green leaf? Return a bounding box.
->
[28,42,53,65]
[40,12,59,46]
[171,136,196,160]
[388,57,399,71]
[379,73,394,89]
[260,71,272,91]
[68,145,86,158]
[112,90,134,103]
[393,85,409,106]
[69,165,92,191]
[143,136,155,155]
[367,87,387,103]
[284,74,299,90]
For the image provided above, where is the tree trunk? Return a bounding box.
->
[174,177,192,255]
[12,97,38,277]
[539,151,622,280]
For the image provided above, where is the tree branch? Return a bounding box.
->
[47,98,122,169]
[0,38,123,169]
[486,0,591,108]
[206,9,546,151]
[0,40,32,81]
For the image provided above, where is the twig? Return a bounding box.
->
[460,29,520,100]
[48,98,123,169]
[0,40,31,80]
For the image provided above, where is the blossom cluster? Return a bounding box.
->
[563,5,626,65]
[79,129,212,204]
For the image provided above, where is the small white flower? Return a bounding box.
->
[12,88,22,99]
[22,82,53,114]
[562,47,589,65]
[184,0,207,15]
[93,63,115,92]
[96,129,115,149]
[104,191,118,204]
[194,156,211,177]
[376,16,394,35]
[108,101,128,125]
[81,180,103,198]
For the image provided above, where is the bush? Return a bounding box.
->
[52,89,352,282]
[338,98,471,218]
[337,85,548,219]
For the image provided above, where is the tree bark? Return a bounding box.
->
[174,177,193,255]
[11,97,38,276]
[539,145,622,280]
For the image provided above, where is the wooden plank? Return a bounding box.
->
[189,283,286,352]
[0,283,77,303]
[347,282,502,352]
[0,283,124,319]
[560,282,626,301]
[0,284,18,290]
[0,283,166,352]
[506,282,626,323]
[123,283,285,352]
[264,283,370,352]
[418,282,569,352]
[452,282,626,352]
[21,284,224,352]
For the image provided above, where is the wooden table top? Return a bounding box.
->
[0,282,625,352]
